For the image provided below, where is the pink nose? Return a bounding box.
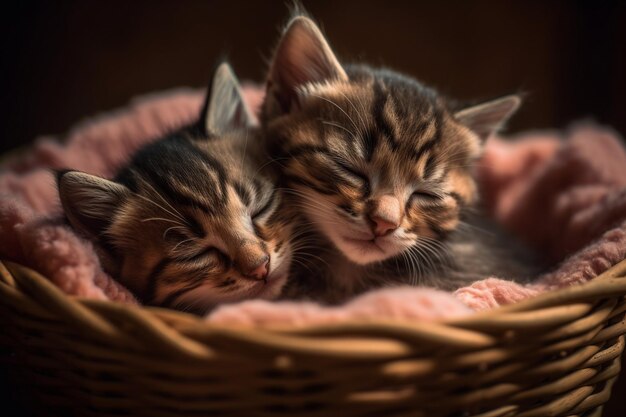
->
[368,195,401,236]
[369,215,399,236]
[245,258,269,280]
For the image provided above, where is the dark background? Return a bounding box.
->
[1,1,626,416]
[1,1,626,154]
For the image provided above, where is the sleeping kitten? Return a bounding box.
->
[57,63,293,313]
[261,16,538,303]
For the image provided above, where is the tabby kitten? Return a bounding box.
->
[58,63,293,313]
[261,16,537,302]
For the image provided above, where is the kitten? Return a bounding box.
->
[57,63,293,313]
[261,16,539,303]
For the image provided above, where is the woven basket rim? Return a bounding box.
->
[4,259,626,326]
[3,258,626,341]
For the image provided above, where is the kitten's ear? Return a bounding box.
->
[57,170,130,240]
[264,16,348,116]
[200,62,256,136]
[454,95,521,141]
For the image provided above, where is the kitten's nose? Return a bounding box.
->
[243,256,269,281]
[370,216,399,236]
[368,195,402,236]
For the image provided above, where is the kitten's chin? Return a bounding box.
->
[321,226,407,265]
[336,236,387,264]
[334,235,406,265]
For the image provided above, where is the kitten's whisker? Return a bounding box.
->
[399,251,416,286]
[290,203,342,218]
[286,229,320,240]
[287,232,317,242]
[289,239,334,252]
[413,239,449,269]
[288,202,348,223]
[282,190,343,212]
[171,237,198,252]
[309,93,361,134]
[291,246,333,255]
[290,257,317,277]
[455,221,496,237]
[336,90,367,137]
[295,252,330,268]
[139,180,188,223]
[419,242,447,272]
[409,245,435,271]
[320,119,357,138]
[141,217,184,225]
[407,246,427,285]
[240,127,249,171]
[287,232,323,242]
[415,235,450,251]
[162,225,187,240]
[399,248,414,285]
[354,93,369,123]
[135,190,188,225]
[254,155,289,177]
[406,247,422,286]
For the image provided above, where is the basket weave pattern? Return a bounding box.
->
[2,259,626,417]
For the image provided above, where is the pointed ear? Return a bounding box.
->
[200,62,256,136]
[57,171,131,240]
[454,95,521,141]
[264,16,348,117]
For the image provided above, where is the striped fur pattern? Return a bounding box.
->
[58,64,293,313]
[262,17,536,303]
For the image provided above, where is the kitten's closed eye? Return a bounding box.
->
[411,190,443,201]
[335,161,371,196]
[184,246,222,263]
[339,204,359,217]
[252,194,276,220]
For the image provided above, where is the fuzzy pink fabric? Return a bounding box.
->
[1,88,625,326]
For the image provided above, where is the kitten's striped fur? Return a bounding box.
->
[58,64,293,313]
[262,17,538,303]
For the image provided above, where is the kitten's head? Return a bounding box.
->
[58,63,292,312]
[262,17,520,265]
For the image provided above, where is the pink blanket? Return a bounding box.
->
[1,88,625,326]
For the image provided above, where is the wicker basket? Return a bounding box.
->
[1,258,626,417]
